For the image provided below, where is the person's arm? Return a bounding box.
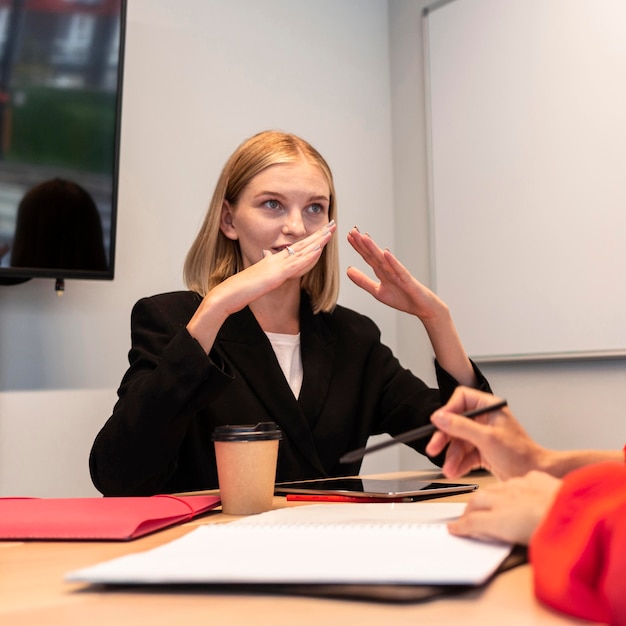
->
[530,461,626,624]
[346,227,477,387]
[189,221,335,351]
[537,448,624,477]
[89,296,233,496]
[425,386,623,480]
[449,458,626,622]
[91,223,336,496]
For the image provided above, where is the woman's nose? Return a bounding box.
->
[283,210,307,237]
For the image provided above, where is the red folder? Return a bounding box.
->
[0,494,221,541]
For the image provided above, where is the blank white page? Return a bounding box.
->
[67,503,512,586]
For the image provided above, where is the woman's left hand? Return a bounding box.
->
[347,227,477,386]
[346,227,445,322]
[447,471,562,545]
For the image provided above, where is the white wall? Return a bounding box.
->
[0,0,400,496]
[0,389,117,497]
[389,0,626,472]
[426,0,626,362]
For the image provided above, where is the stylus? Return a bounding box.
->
[339,399,508,464]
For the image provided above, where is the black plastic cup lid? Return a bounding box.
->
[211,421,282,442]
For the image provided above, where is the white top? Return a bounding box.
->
[265,331,303,398]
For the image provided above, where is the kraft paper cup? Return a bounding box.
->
[212,422,282,515]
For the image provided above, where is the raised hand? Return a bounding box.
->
[188,220,336,351]
[346,227,445,321]
[347,227,477,387]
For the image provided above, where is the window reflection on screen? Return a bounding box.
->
[0,0,124,279]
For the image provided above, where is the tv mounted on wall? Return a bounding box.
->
[0,0,126,287]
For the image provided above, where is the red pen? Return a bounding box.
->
[285,494,416,503]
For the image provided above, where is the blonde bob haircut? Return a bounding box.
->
[184,130,339,314]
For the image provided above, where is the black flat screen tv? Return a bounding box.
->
[0,0,126,286]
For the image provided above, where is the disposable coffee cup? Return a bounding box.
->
[212,422,282,515]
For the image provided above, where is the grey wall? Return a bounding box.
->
[388,0,626,472]
[1,0,623,497]
[0,0,402,496]
[0,0,397,393]
[426,0,626,361]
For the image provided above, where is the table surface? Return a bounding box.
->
[0,471,595,626]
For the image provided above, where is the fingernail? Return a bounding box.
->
[328,219,336,227]
[353,225,360,232]
[431,411,450,426]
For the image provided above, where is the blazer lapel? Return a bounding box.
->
[297,295,335,431]
[215,302,329,475]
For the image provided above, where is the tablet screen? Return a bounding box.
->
[274,477,478,499]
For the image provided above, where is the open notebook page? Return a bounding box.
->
[67,502,512,586]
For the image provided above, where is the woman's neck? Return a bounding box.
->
[249,281,301,334]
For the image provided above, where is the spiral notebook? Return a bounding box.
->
[67,502,513,588]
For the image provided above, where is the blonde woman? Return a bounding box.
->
[90,130,489,496]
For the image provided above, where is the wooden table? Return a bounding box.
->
[0,471,595,625]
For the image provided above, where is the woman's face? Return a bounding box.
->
[220,159,330,269]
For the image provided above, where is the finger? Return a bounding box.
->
[346,266,378,295]
[463,487,500,512]
[425,429,449,457]
[347,227,373,250]
[440,437,483,479]
[428,391,496,468]
[284,220,336,258]
[347,238,378,271]
[299,226,334,257]
[442,386,500,416]
[431,410,483,442]
[347,231,404,291]
[349,250,395,288]
[447,511,502,541]
[347,229,385,267]
[381,248,411,281]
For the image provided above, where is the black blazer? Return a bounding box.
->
[90,291,490,496]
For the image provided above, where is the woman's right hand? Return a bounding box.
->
[187,220,336,351]
[425,386,547,480]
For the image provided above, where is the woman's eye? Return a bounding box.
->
[307,203,324,214]
[263,199,281,210]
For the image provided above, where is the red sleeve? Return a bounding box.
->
[530,455,626,625]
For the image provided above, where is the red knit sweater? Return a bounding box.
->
[530,448,626,625]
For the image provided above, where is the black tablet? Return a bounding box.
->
[274,477,478,500]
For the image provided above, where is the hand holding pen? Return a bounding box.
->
[340,397,508,464]
[425,387,547,481]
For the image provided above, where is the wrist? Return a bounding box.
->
[534,448,578,478]
[186,291,230,352]
[418,301,451,330]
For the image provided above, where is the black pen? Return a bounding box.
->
[339,399,508,464]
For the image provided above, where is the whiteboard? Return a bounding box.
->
[423,0,626,362]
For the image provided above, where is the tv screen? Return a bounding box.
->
[0,0,126,285]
